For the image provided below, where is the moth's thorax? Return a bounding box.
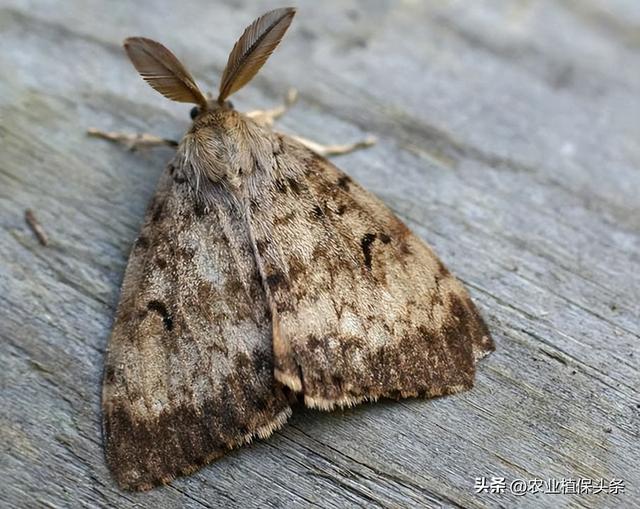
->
[176,108,272,193]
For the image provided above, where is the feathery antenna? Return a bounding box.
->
[218,7,296,104]
[124,37,207,107]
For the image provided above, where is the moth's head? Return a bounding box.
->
[178,102,252,187]
[187,97,234,123]
[188,102,231,121]
[122,7,295,127]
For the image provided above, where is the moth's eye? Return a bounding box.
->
[190,106,200,120]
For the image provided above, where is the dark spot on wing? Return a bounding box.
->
[287,257,306,281]
[104,364,116,385]
[312,205,324,218]
[197,280,215,301]
[135,235,149,250]
[251,348,271,376]
[336,204,347,215]
[275,179,288,193]
[151,200,164,222]
[312,243,329,260]
[219,383,246,435]
[147,300,173,331]
[337,175,352,190]
[361,233,376,270]
[178,245,197,262]
[266,272,287,289]
[235,351,252,370]
[275,299,295,313]
[449,294,467,324]
[256,239,270,256]
[194,201,207,217]
[431,276,444,305]
[287,178,301,195]
[307,334,322,350]
[331,374,344,390]
[224,277,244,297]
[380,233,391,244]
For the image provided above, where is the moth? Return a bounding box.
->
[98,7,494,491]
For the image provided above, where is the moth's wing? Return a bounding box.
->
[102,164,290,490]
[247,135,494,410]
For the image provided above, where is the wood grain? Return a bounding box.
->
[1,1,638,508]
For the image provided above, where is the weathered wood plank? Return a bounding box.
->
[1,1,638,508]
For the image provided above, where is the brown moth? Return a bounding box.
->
[101,7,494,491]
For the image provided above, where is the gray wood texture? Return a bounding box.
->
[1,1,638,507]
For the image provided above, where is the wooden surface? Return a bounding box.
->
[1,1,639,508]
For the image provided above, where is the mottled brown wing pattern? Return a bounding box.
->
[246,134,494,410]
[102,163,290,490]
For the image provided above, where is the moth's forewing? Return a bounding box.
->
[102,165,290,490]
[244,135,494,409]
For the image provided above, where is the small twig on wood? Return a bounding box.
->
[25,209,49,246]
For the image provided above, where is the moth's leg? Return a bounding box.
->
[245,88,375,156]
[291,135,376,157]
[245,88,298,127]
[87,128,178,151]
